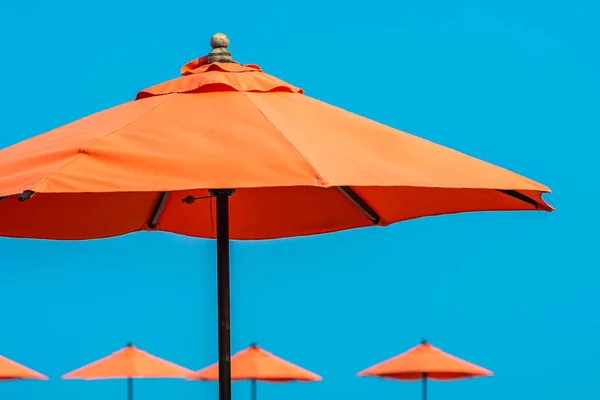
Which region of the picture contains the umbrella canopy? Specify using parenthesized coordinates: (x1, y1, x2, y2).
(0, 32, 551, 400)
(189, 344, 321, 382)
(62, 343, 192, 400)
(358, 340, 492, 400)
(0, 40, 551, 241)
(62, 343, 192, 379)
(0, 355, 48, 381)
(189, 344, 320, 400)
(357, 340, 492, 380)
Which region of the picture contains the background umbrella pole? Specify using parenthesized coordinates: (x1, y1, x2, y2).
(210, 189, 235, 400)
(127, 377, 133, 400)
(251, 379, 257, 400)
(422, 372, 427, 400)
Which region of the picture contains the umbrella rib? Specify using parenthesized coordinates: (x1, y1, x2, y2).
(148, 191, 170, 229)
(337, 186, 381, 224)
(496, 189, 539, 209)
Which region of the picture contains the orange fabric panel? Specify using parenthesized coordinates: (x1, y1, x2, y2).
(246, 93, 549, 191)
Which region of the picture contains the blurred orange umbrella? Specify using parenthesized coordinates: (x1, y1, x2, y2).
(189, 343, 321, 400)
(0, 32, 551, 400)
(358, 340, 492, 400)
(62, 342, 192, 400)
(0, 355, 47, 381)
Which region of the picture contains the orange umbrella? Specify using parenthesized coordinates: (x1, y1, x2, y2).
(357, 340, 492, 400)
(0, 355, 47, 381)
(189, 344, 321, 400)
(62, 342, 192, 400)
(0, 32, 551, 400)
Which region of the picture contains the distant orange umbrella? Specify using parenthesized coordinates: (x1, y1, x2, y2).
(0, 355, 47, 381)
(358, 340, 492, 400)
(189, 344, 321, 400)
(62, 342, 192, 400)
(0, 32, 551, 400)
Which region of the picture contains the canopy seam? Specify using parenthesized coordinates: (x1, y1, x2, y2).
(242, 93, 326, 186)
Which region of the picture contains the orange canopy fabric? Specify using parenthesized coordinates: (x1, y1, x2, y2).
(62, 344, 192, 380)
(357, 341, 492, 381)
(0, 355, 47, 381)
(0, 56, 551, 240)
(188, 344, 321, 382)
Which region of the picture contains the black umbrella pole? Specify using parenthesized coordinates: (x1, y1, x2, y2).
(127, 377, 133, 400)
(422, 373, 427, 400)
(210, 189, 235, 400)
(251, 379, 257, 400)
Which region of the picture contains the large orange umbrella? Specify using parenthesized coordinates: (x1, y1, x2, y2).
(0, 33, 551, 400)
(189, 343, 321, 400)
(0, 355, 47, 381)
(357, 340, 492, 400)
(62, 342, 192, 400)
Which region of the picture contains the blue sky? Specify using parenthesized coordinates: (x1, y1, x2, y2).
(0, 0, 597, 399)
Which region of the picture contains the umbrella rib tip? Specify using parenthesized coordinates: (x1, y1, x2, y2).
(18, 190, 35, 202)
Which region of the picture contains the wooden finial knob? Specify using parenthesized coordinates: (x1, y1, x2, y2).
(208, 33, 232, 63)
(210, 33, 230, 49)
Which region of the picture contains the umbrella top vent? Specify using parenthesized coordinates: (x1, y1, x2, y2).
(208, 33, 231, 64)
(137, 34, 303, 99)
